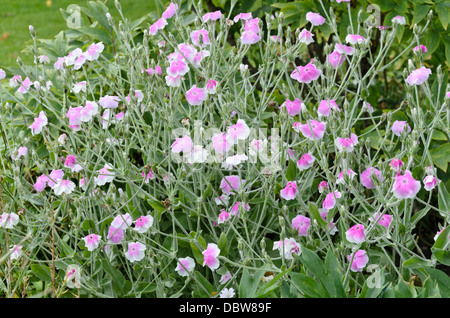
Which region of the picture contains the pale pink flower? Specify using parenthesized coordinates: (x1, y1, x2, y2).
(318, 99, 340, 117)
(241, 29, 261, 45)
(391, 16, 406, 25)
(99, 95, 120, 109)
(142, 168, 156, 183)
(273, 238, 301, 259)
(306, 12, 325, 26)
(348, 250, 369, 272)
(298, 29, 314, 45)
(346, 34, 366, 45)
(66, 106, 83, 126)
(65, 48, 82, 66)
(9, 245, 23, 260)
(227, 119, 250, 141)
(413, 45, 427, 54)
(220, 175, 245, 195)
(297, 153, 315, 171)
(280, 181, 298, 200)
(185, 85, 207, 106)
(322, 190, 341, 210)
(292, 215, 311, 236)
(219, 288, 235, 298)
(149, 18, 168, 35)
(319, 209, 337, 235)
(54, 57, 65, 70)
(82, 234, 101, 251)
(423, 175, 440, 191)
(224, 154, 248, 168)
(10, 75, 22, 88)
(328, 51, 345, 68)
(336, 169, 357, 184)
(218, 209, 230, 224)
(392, 170, 421, 199)
(191, 29, 210, 47)
(111, 213, 133, 230)
(162, 2, 178, 19)
(167, 59, 189, 77)
(0, 212, 19, 229)
(85, 42, 104, 61)
(212, 132, 234, 155)
(48, 169, 64, 188)
(134, 215, 154, 233)
(280, 98, 303, 116)
(53, 180, 76, 195)
(0, 69, 5, 80)
(230, 202, 250, 216)
(72, 81, 87, 94)
(335, 133, 358, 152)
(346, 224, 366, 243)
(434, 228, 446, 241)
(335, 43, 354, 55)
(206, 79, 217, 94)
(34, 174, 50, 192)
(336, 0, 351, 2)
(107, 226, 124, 244)
(391, 120, 411, 136)
(219, 271, 232, 284)
(203, 11, 222, 22)
(360, 167, 382, 189)
(29, 111, 48, 135)
(165, 75, 182, 87)
(249, 139, 268, 157)
(290, 63, 321, 83)
(318, 181, 329, 193)
(390, 158, 404, 171)
(175, 257, 195, 277)
(12, 146, 28, 160)
(171, 135, 194, 153)
(294, 120, 326, 140)
(81, 101, 99, 122)
(73, 52, 87, 70)
(369, 212, 392, 229)
(185, 145, 209, 164)
(18, 77, 33, 94)
(125, 242, 146, 262)
(202, 243, 221, 270)
(95, 163, 114, 186)
(215, 194, 230, 206)
(234, 12, 252, 22)
(64, 155, 83, 173)
(406, 66, 431, 86)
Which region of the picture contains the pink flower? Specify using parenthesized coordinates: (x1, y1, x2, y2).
(335, 133, 358, 152)
(413, 45, 427, 54)
(390, 158, 404, 171)
(0, 212, 19, 229)
(434, 228, 446, 241)
(319, 209, 337, 235)
(318, 181, 329, 193)
(318, 99, 340, 117)
(149, 18, 168, 35)
(125, 242, 146, 262)
(9, 245, 23, 260)
(234, 12, 252, 22)
(280, 181, 298, 200)
(107, 226, 124, 244)
(346, 34, 366, 45)
(18, 77, 33, 94)
(391, 120, 411, 136)
(336, 169, 357, 184)
(83, 234, 101, 251)
(185, 85, 207, 106)
(134, 215, 154, 233)
(336, 0, 351, 3)
(328, 51, 345, 68)
(54, 57, 65, 70)
(423, 175, 440, 191)
(165, 75, 182, 87)
(360, 167, 382, 189)
(202, 243, 220, 270)
(206, 79, 217, 94)
(322, 190, 341, 210)
(391, 16, 406, 25)
(346, 224, 366, 243)
(294, 120, 326, 140)
(95, 163, 115, 186)
(347, 250, 369, 272)
(66, 106, 83, 126)
(10, 75, 22, 88)
(219, 271, 232, 284)
(292, 215, 311, 236)
(220, 175, 245, 195)
(99, 95, 120, 109)
(298, 29, 314, 45)
(162, 2, 178, 19)
(64, 155, 83, 173)
(48, 169, 64, 188)
(143, 168, 156, 183)
(230, 202, 250, 216)
(297, 153, 315, 171)
(215, 194, 229, 206)
(335, 43, 354, 55)
(203, 10, 222, 22)
(369, 212, 392, 229)
(212, 132, 234, 155)
(191, 29, 210, 47)
(29, 111, 48, 135)
(241, 29, 261, 45)
(281, 98, 303, 116)
(171, 135, 194, 153)
(53, 180, 76, 195)
(392, 170, 421, 199)
(290, 63, 321, 83)
(175, 257, 195, 276)
(406, 67, 431, 86)
(85, 42, 104, 61)
(111, 213, 133, 230)
(306, 12, 325, 26)
(218, 210, 230, 224)
(227, 119, 250, 141)
(12, 146, 28, 161)
(34, 174, 50, 192)
(167, 59, 189, 77)
(273, 238, 301, 259)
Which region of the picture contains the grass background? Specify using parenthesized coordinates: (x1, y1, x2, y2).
(0, 0, 157, 68)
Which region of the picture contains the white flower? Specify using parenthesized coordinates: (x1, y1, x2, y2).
(219, 287, 235, 298)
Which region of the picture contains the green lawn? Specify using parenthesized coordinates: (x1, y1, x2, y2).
(0, 0, 158, 68)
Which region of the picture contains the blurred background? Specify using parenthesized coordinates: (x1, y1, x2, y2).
(0, 0, 156, 67)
